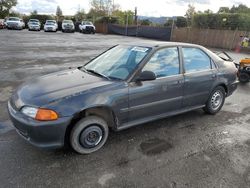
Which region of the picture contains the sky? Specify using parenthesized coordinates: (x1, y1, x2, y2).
(14, 0, 250, 17)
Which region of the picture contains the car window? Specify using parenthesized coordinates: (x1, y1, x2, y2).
(142, 47, 180, 78)
(182, 48, 211, 73)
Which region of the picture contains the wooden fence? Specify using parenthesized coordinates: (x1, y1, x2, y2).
(171, 27, 249, 50)
(95, 23, 250, 51)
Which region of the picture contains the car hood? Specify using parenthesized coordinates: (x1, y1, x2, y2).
(11, 68, 112, 109)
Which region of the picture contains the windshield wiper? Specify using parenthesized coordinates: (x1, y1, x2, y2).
(85, 69, 111, 80)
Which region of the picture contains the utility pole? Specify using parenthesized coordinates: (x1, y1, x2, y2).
(125, 13, 129, 36)
(134, 7, 137, 25)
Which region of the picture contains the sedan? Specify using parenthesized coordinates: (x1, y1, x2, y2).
(8, 42, 238, 154)
(28, 22, 41, 31)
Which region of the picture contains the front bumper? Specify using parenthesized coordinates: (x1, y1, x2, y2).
(44, 27, 57, 31)
(29, 26, 40, 31)
(8, 101, 72, 149)
(7, 24, 22, 29)
(62, 27, 75, 32)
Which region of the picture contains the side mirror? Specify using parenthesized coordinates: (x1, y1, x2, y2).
(137, 71, 156, 81)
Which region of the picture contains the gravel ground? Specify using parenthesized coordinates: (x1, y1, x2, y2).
(0, 29, 250, 188)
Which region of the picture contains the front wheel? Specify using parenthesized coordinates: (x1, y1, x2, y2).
(70, 116, 109, 154)
(203, 86, 226, 115)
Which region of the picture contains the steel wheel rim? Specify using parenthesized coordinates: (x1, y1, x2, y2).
(79, 125, 103, 149)
(211, 90, 223, 110)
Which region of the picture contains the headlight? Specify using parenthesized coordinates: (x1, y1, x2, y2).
(21, 106, 58, 121)
(21, 106, 38, 118)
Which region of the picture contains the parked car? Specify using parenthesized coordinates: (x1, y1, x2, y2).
(62, 20, 75, 33)
(79, 21, 95, 34)
(28, 19, 41, 31)
(8, 42, 238, 154)
(0, 19, 5, 29)
(6, 17, 25, 30)
(44, 20, 58, 32)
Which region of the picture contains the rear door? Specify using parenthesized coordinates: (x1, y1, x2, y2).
(128, 47, 184, 122)
(182, 47, 217, 107)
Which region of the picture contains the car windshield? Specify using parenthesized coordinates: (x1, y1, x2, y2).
(8, 18, 19, 21)
(46, 22, 55, 25)
(83, 21, 92, 25)
(83, 45, 151, 80)
(63, 20, 72, 23)
(30, 22, 39, 25)
(29, 19, 38, 22)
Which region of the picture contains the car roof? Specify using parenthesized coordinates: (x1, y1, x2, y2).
(120, 41, 202, 48)
(119, 41, 223, 62)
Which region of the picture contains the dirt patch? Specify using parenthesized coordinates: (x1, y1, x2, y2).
(140, 138, 173, 156)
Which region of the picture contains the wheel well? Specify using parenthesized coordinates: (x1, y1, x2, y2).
(217, 84, 228, 95)
(64, 106, 117, 147)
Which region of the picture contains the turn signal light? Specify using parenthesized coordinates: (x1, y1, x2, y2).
(35, 108, 58, 121)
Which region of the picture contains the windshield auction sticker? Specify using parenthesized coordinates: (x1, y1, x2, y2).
(131, 47, 149, 53)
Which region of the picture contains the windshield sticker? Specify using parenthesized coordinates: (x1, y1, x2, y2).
(131, 47, 149, 53)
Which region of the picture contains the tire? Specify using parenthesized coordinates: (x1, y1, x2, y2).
(203, 86, 226, 115)
(239, 72, 250, 83)
(70, 116, 109, 154)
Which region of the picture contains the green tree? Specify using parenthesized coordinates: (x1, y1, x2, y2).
(140, 19, 151, 26)
(230, 4, 250, 14)
(204, 9, 213, 14)
(218, 7, 230, 13)
(185, 4, 196, 26)
(0, 0, 17, 18)
(75, 9, 85, 21)
(56, 6, 63, 17)
(31, 10, 38, 15)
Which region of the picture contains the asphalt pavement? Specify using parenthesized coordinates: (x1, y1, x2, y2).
(0, 29, 250, 188)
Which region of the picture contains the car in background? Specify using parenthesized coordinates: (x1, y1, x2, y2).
(6, 17, 25, 30)
(79, 21, 95, 34)
(28, 22, 41, 31)
(8, 42, 238, 154)
(62, 20, 75, 33)
(0, 19, 6, 29)
(28, 19, 41, 30)
(44, 20, 58, 32)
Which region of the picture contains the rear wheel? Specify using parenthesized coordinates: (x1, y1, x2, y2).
(239, 72, 250, 83)
(70, 116, 109, 154)
(203, 86, 225, 115)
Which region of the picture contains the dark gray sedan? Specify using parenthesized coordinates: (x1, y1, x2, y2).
(8, 42, 238, 154)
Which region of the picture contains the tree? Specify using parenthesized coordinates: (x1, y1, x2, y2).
(230, 4, 250, 14)
(0, 0, 17, 18)
(204, 9, 213, 14)
(140, 19, 151, 26)
(31, 10, 38, 15)
(75, 9, 85, 21)
(185, 4, 196, 26)
(218, 7, 230, 13)
(89, 0, 114, 16)
(56, 6, 63, 17)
